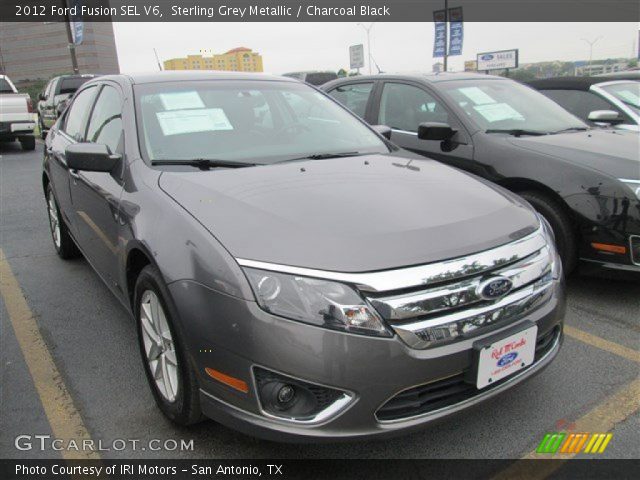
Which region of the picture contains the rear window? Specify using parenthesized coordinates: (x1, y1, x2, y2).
(0, 78, 14, 93)
(58, 77, 93, 95)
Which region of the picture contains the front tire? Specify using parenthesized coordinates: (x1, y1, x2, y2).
(134, 265, 202, 426)
(38, 115, 47, 140)
(46, 185, 80, 259)
(519, 190, 577, 274)
(19, 135, 36, 151)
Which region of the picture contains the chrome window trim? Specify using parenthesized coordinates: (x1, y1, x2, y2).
(237, 226, 545, 293)
(590, 84, 640, 126)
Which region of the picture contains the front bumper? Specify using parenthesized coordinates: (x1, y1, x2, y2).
(168, 278, 565, 442)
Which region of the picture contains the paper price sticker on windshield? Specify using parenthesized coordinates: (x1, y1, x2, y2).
(159, 91, 205, 111)
(156, 108, 233, 136)
(459, 87, 496, 105)
(473, 103, 524, 123)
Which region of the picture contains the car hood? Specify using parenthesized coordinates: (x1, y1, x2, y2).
(159, 154, 539, 272)
(508, 129, 640, 179)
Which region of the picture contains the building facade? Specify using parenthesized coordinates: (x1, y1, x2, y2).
(164, 47, 263, 72)
(0, 22, 119, 84)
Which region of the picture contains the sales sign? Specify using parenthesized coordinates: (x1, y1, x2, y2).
(448, 7, 463, 56)
(433, 9, 446, 58)
(349, 44, 364, 69)
(477, 49, 519, 71)
(70, 0, 84, 45)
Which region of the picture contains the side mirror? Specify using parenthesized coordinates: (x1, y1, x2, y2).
(418, 122, 457, 141)
(66, 143, 121, 172)
(38, 92, 46, 101)
(372, 124, 392, 140)
(588, 110, 621, 124)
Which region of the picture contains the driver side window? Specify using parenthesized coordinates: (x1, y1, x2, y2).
(379, 83, 449, 132)
(86, 85, 123, 155)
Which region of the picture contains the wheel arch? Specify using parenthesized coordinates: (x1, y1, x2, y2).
(497, 177, 575, 223)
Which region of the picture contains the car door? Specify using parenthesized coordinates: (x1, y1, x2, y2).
(48, 85, 99, 236)
(325, 81, 377, 122)
(538, 88, 630, 126)
(373, 81, 474, 169)
(68, 83, 125, 287)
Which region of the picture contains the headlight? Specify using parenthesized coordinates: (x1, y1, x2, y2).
(619, 179, 640, 200)
(537, 213, 562, 280)
(243, 268, 391, 337)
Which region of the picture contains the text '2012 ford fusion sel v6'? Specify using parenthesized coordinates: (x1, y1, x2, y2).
(43, 72, 564, 441)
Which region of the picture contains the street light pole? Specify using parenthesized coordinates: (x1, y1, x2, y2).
(582, 36, 602, 74)
(358, 22, 376, 75)
(63, 0, 79, 74)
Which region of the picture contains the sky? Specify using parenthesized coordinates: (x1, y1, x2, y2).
(112, 22, 640, 74)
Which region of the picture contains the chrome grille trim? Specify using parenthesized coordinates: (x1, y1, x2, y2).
(369, 245, 552, 321)
(236, 226, 544, 292)
(392, 281, 554, 349)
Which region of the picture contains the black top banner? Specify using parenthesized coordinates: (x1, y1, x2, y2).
(1, 0, 639, 22)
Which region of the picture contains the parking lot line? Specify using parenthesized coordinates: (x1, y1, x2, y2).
(564, 325, 640, 363)
(0, 248, 99, 460)
(493, 378, 640, 479)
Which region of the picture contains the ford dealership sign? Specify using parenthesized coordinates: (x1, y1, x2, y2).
(477, 49, 519, 71)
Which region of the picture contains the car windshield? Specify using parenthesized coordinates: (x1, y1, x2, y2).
(135, 80, 388, 164)
(440, 79, 588, 133)
(600, 82, 640, 115)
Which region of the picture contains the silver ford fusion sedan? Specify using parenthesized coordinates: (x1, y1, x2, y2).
(43, 72, 565, 441)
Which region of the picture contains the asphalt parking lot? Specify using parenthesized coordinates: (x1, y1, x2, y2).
(1, 141, 638, 464)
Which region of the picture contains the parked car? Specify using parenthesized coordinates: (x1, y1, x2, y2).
(0, 75, 36, 150)
(0, 74, 36, 150)
(282, 70, 338, 86)
(526, 76, 639, 132)
(37, 74, 97, 138)
(323, 73, 640, 275)
(43, 71, 564, 441)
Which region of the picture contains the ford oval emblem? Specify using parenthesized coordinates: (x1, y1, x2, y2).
(497, 352, 518, 367)
(481, 54, 494, 61)
(478, 276, 513, 300)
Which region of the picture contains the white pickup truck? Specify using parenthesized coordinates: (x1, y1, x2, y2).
(0, 75, 36, 150)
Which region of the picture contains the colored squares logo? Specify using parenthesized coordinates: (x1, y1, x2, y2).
(537, 432, 613, 454)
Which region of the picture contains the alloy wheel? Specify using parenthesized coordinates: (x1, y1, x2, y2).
(47, 190, 61, 249)
(140, 290, 179, 403)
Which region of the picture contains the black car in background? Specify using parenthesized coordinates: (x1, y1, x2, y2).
(37, 74, 97, 138)
(282, 71, 338, 86)
(526, 76, 639, 132)
(323, 73, 640, 275)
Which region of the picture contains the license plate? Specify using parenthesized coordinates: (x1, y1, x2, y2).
(476, 325, 537, 389)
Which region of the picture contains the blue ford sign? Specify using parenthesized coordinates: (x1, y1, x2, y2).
(478, 276, 513, 300)
(497, 352, 519, 367)
(477, 49, 519, 71)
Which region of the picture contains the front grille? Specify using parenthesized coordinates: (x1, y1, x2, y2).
(364, 228, 555, 349)
(375, 326, 561, 422)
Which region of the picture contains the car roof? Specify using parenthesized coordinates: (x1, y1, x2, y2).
(526, 75, 637, 90)
(322, 72, 506, 88)
(99, 71, 298, 85)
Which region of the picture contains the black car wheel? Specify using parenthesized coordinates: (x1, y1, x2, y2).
(519, 190, 577, 274)
(134, 265, 202, 426)
(19, 135, 36, 151)
(38, 115, 47, 139)
(46, 184, 80, 259)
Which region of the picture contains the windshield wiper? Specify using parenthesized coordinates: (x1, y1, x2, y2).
(281, 151, 366, 163)
(550, 127, 589, 134)
(485, 129, 548, 137)
(151, 159, 256, 170)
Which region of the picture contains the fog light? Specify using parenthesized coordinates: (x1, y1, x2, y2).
(254, 367, 350, 422)
(277, 385, 296, 405)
